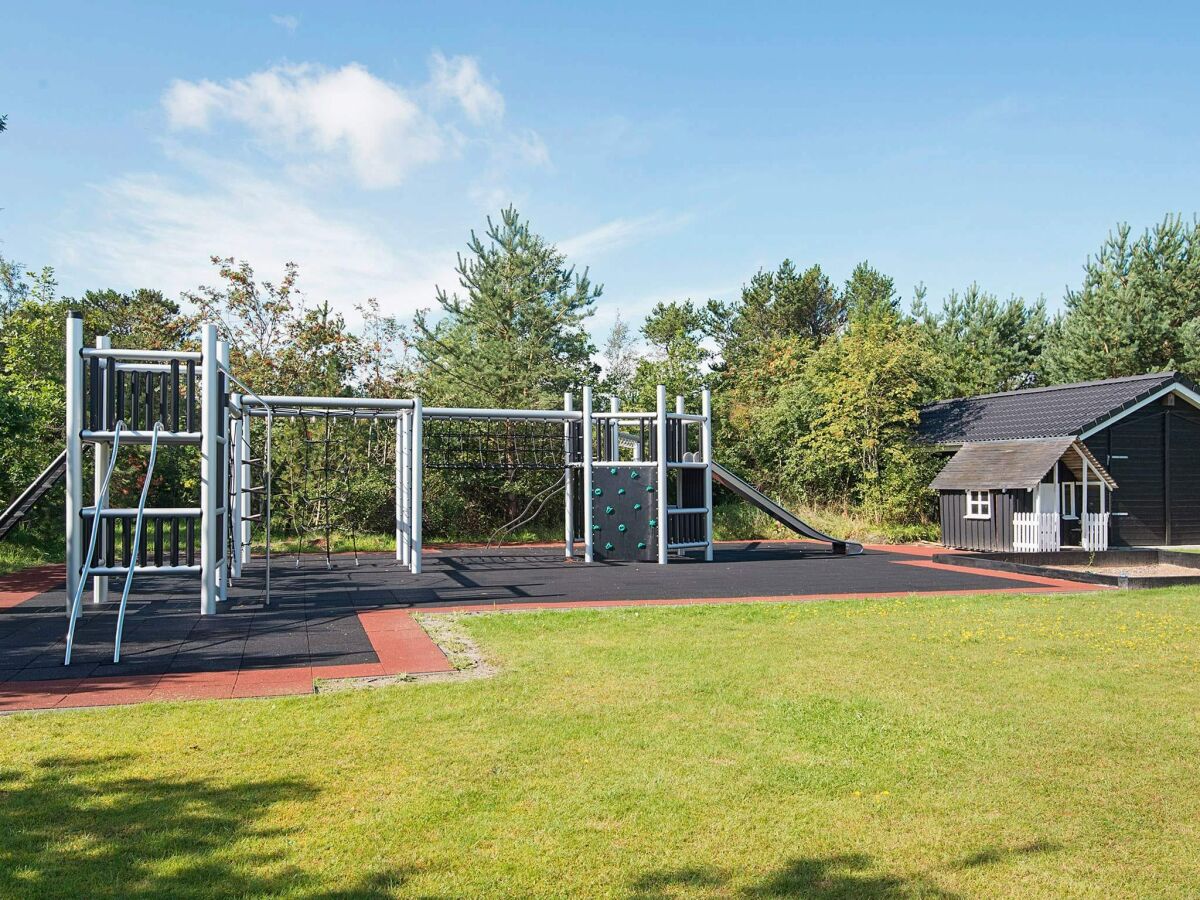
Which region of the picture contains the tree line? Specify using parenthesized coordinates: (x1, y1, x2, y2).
(2, 210, 1199, 546)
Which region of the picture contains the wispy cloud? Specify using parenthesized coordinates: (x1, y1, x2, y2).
(58, 156, 456, 320)
(59, 54, 548, 319)
(558, 212, 692, 260)
(163, 63, 445, 189)
(428, 51, 504, 125)
(162, 55, 541, 190)
(270, 13, 299, 33)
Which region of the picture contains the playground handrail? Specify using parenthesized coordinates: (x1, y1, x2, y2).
(113, 421, 163, 663)
(64, 420, 126, 665)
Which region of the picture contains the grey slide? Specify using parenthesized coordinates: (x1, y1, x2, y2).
(711, 462, 863, 555)
(0, 450, 67, 540)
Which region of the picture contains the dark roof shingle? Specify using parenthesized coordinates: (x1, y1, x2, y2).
(929, 438, 1117, 491)
(918, 371, 1189, 444)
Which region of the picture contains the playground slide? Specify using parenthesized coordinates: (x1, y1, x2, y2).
(0, 450, 67, 540)
(711, 462, 863, 555)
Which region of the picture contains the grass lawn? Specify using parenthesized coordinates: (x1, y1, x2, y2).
(3, 588, 1200, 898)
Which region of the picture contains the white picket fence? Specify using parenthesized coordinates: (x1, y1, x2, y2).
(1013, 512, 1060, 552)
(1082, 512, 1110, 551)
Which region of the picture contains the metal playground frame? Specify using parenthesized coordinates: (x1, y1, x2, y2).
(61, 315, 738, 661)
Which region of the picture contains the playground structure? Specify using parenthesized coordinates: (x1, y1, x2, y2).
(23, 313, 857, 664)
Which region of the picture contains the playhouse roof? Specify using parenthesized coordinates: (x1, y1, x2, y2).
(929, 437, 1117, 492)
(918, 371, 1191, 444)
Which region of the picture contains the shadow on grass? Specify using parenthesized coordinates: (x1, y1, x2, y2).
(956, 839, 1061, 869)
(0, 753, 413, 898)
(631, 853, 960, 899)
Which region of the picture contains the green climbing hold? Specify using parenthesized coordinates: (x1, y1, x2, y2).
(637, 541, 646, 550)
(604, 541, 614, 551)
(593, 487, 602, 497)
(605, 505, 615, 515)
(592, 524, 601, 532)
(630, 470, 639, 479)
(618, 523, 627, 532)
(617, 487, 626, 495)
(645, 484, 655, 492)
(609, 466, 617, 475)
(633, 502, 642, 511)
(649, 518, 657, 527)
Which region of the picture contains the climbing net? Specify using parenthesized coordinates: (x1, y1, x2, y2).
(423, 417, 568, 471)
(276, 413, 397, 568)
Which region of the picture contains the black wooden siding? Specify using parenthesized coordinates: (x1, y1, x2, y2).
(1083, 399, 1200, 546)
(938, 489, 1027, 551)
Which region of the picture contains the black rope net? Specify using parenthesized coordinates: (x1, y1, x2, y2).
(273, 413, 397, 568)
(423, 417, 568, 471)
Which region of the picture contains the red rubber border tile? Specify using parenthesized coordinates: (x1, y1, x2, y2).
(0, 564, 66, 609)
(890, 558, 1103, 590)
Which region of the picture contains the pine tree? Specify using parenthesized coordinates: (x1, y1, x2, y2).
(413, 207, 600, 408)
(598, 313, 638, 404)
(913, 284, 1047, 397)
(1042, 216, 1200, 382)
(630, 300, 709, 406)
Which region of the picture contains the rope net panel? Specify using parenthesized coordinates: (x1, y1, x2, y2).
(423, 417, 568, 471)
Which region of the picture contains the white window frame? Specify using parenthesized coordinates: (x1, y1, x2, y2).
(1061, 482, 1077, 520)
(964, 489, 991, 520)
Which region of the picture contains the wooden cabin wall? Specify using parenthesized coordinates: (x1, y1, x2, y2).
(1085, 398, 1200, 546)
(938, 489, 1023, 551)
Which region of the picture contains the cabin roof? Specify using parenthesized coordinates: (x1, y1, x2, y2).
(918, 371, 1193, 444)
(929, 438, 1117, 491)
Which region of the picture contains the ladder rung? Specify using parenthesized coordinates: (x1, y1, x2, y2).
(244, 513, 264, 522)
(242, 485, 267, 494)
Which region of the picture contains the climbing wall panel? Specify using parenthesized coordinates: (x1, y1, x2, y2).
(589, 465, 658, 561)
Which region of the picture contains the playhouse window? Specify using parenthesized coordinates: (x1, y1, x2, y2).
(1061, 482, 1077, 519)
(965, 490, 991, 519)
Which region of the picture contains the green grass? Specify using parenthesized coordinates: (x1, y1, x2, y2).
(713, 500, 939, 544)
(0, 533, 65, 577)
(4, 588, 1200, 897)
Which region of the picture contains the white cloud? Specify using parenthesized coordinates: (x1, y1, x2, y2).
(58, 55, 550, 326)
(58, 161, 456, 320)
(271, 13, 299, 32)
(559, 212, 692, 261)
(428, 51, 505, 125)
(163, 63, 444, 189)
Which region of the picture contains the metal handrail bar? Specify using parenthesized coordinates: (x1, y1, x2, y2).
(113, 422, 163, 663)
(81, 348, 202, 362)
(64, 420, 126, 665)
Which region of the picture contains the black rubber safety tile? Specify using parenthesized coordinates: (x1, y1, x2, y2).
(11, 663, 98, 682)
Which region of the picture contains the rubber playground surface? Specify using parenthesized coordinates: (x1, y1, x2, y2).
(0, 541, 1100, 712)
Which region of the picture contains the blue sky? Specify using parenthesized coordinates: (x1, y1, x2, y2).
(2, 2, 1199, 341)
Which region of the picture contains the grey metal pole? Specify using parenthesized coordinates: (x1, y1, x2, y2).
(93, 335, 111, 604)
(656, 384, 669, 565)
(564, 392, 574, 559)
(610, 396, 620, 461)
(217, 339, 231, 604)
(264, 410, 273, 605)
(395, 411, 406, 562)
(582, 385, 594, 563)
(231, 396, 244, 579)
(200, 324, 219, 614)
(410, 399, 423, 574)
(675, 395, 686, 513)
(65, 313, 84, 614)
(701, 388, 714, 562)
(239, 401, 252, 568)
(405, 410, 414, 565)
